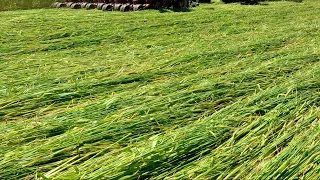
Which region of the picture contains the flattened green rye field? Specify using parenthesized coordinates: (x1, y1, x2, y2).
(0, 0, 319, 179)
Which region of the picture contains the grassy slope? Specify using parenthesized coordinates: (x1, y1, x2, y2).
(0, 0, 319, 179)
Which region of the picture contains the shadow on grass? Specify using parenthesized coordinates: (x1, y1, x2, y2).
(158, 8, 193, 13)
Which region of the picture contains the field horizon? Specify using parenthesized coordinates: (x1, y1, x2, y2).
(0, 0, 319, 179)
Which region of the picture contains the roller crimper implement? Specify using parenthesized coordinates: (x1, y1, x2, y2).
(53, 0, 199, 11)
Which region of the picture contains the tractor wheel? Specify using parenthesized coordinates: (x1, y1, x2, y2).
(102, 4, 113, 11)
(71, 3, 81, 9)
(114, 4, 122, 11)
(66, 2, 74, 8)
